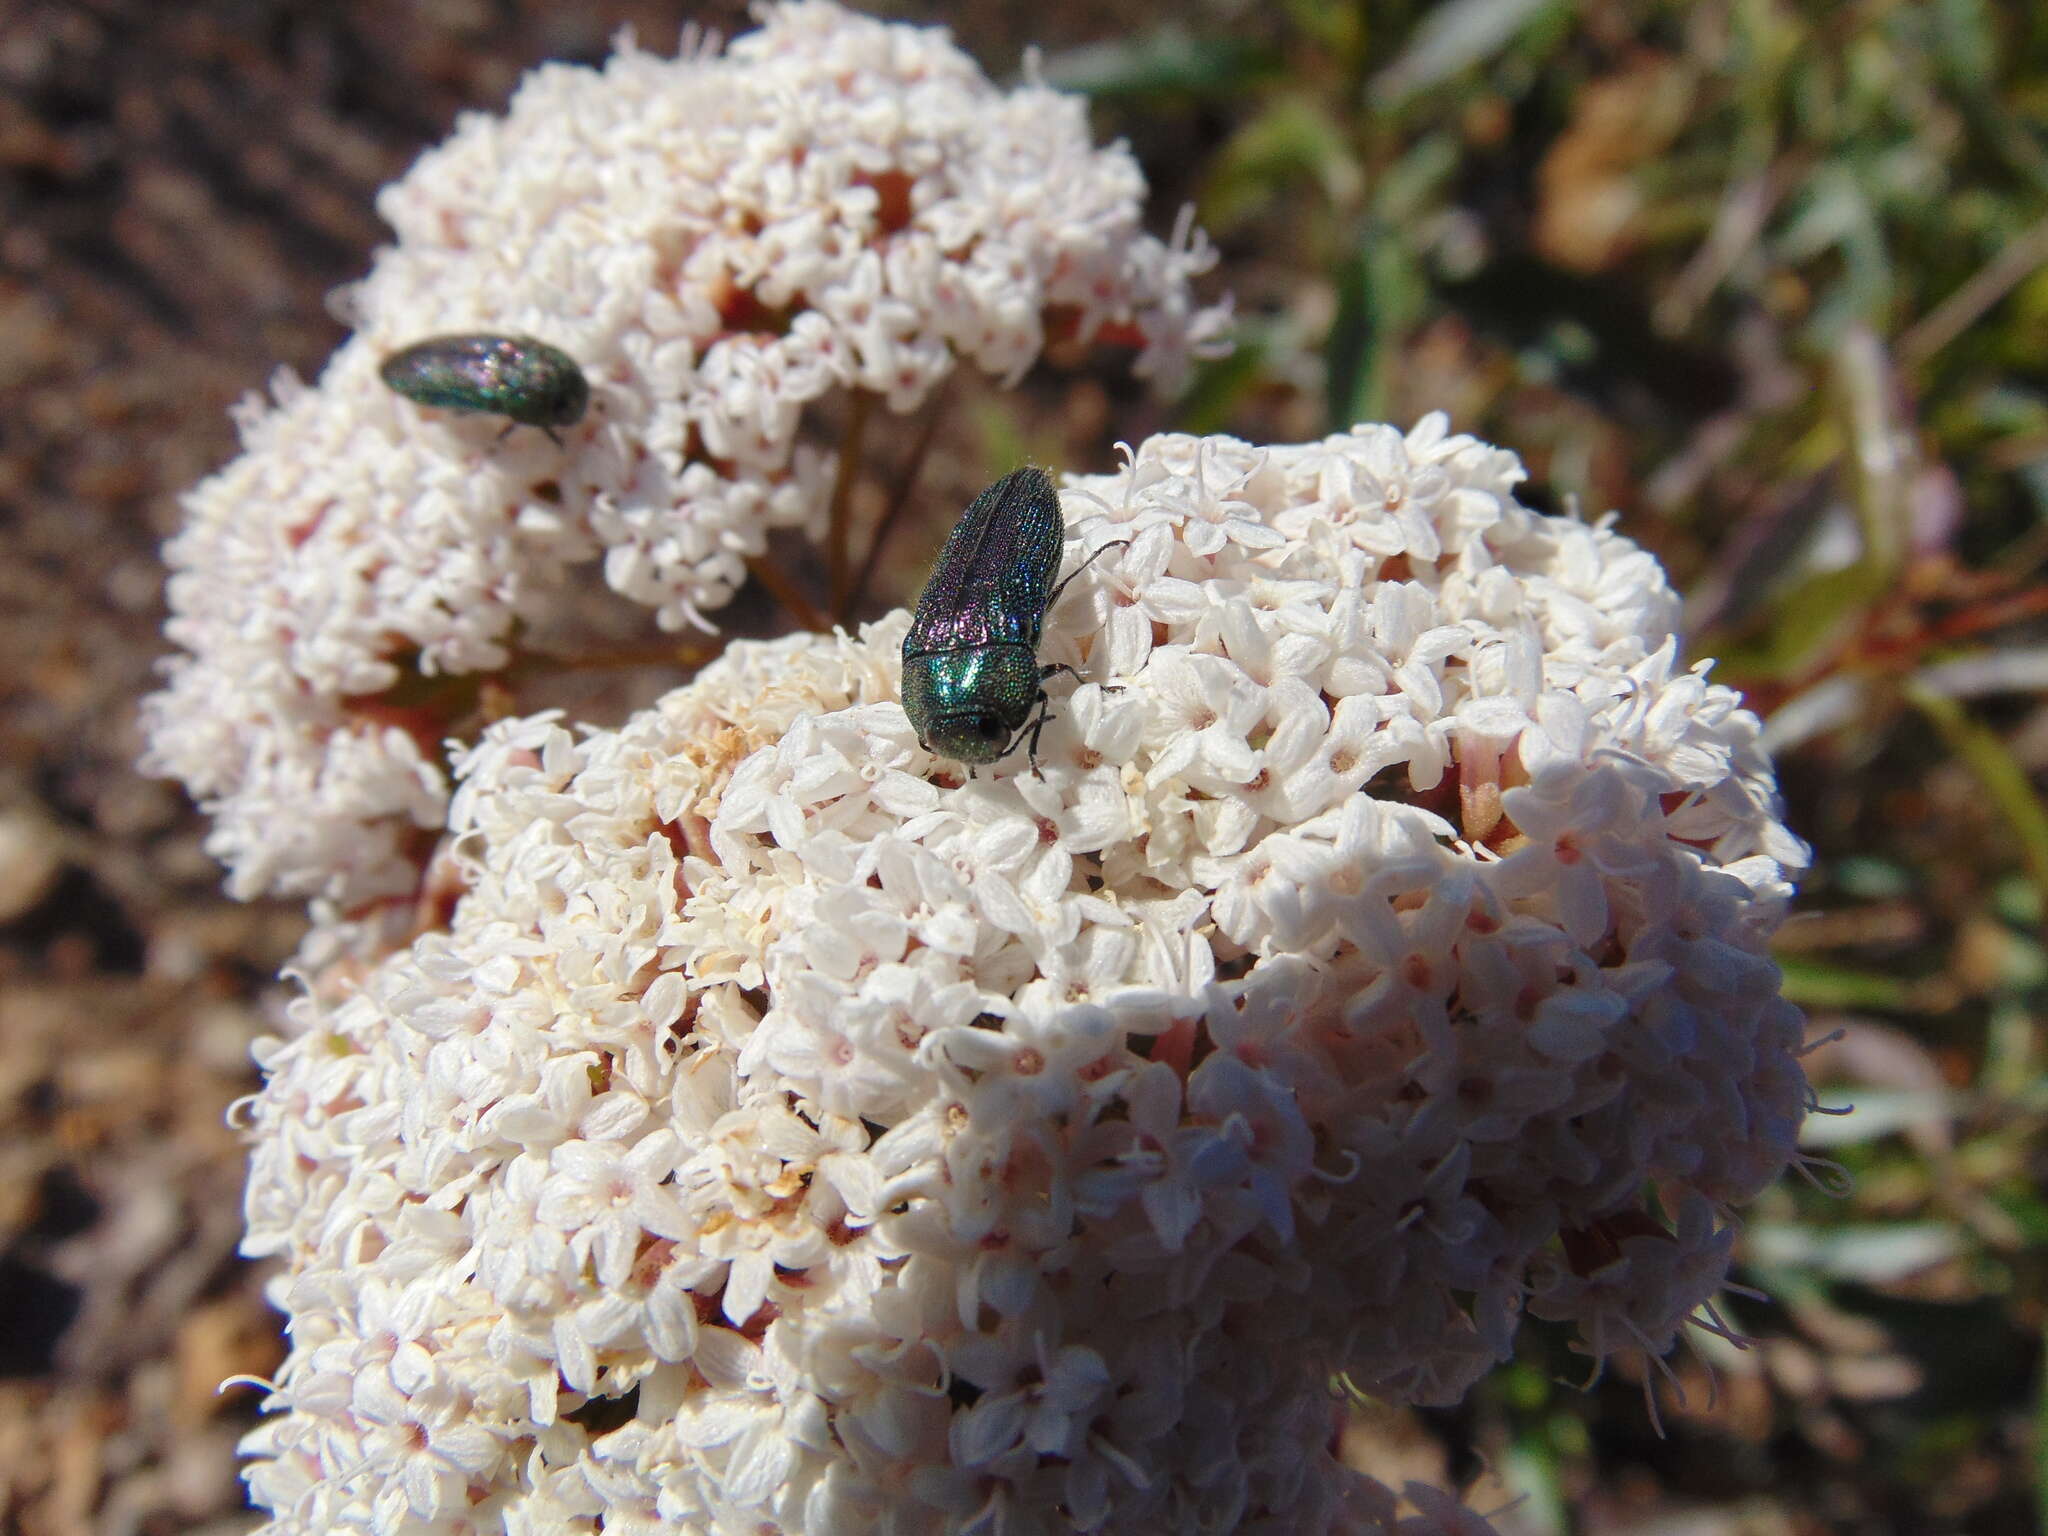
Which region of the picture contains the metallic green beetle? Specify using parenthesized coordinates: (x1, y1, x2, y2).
(901, 466, 1124, 772)
(378, 333, 588, 442)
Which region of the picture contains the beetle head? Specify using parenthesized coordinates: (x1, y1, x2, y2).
(923, 711, 1013, 765)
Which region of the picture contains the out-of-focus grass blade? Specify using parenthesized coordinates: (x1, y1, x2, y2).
(1915, 647, 2048, 702)
(1835, 325, 1910, 580)
(1693, 414, 1888, 681)
(1326, 231, 1424, 430)
(1368, 0, 1566, 107)
(1716, 560, 1888, 682)
(1902, 213, 2048, 367)
(1747, 1221, 1963, 1282)
(1982, 891, 2048, 988)
(1906, 681, 2048, 901)
(1776, 167, 1892, 344)
(1719, 329, 1913, 679)
(1834, 855, 1917, 901)
(1201, 93, 1362, 234)
(1035, 27, 1279, 100)
(1762, 562, 1882, 658)
(2020, 457, 2048, 520)
(1775, 955, 1918, 1012)
(1761, 649, 2048, 753)
(1994, 1184, 2048, 1246)
(1179, 324, 1272, 436)
(1927, 0, 2048, 195)
(1280, 0, 1363, 61)
(1375, 131, 1462, 224)
(1991, 875, 2044, 932)
(1986, 998, 2042, 1102)
(1929, 0, 1996, 93)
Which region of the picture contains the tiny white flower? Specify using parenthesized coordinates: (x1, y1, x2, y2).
(535, 1131, 694, 1289)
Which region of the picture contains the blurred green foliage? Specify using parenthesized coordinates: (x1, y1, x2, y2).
(1048, 2, 2048, 1529)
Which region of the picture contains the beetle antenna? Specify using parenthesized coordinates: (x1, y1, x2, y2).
(1046, 538, 1132, 607)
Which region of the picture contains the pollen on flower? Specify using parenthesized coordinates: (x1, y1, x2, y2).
(233, 419, 1809, 1535)
(141, 0, 1228, 918)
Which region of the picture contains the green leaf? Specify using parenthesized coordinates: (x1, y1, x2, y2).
(1785, 171, 1894, 345)
(1984, 999, 2042, 1100)
(1716, 560, 1890, 682)
(1834, 326, 1911, 582)
(1177, 325, 1273, 436)
(1988, 1183, 2048, 1245)
(1906, 682, 2048, 902)
(1370, 131, 1462, 224)
(1832, 856, 1916, 899)
(1368, 0, 1567, 107)
(1774, 955, 1918, 1012)
(1035, 28, 1279, 100)
(1200, 93, 1361, 233)
(1326, 230, 1425, 430)
(1993, 875, 2046, 931)
(1282, 0, 1363, 62)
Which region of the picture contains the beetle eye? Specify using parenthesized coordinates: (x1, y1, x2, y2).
(977, 716, 1005, 740)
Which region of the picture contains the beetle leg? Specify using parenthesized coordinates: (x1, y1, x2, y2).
(1024, 707, 1053, 777)
(1041, 660, 1123, 698)
(1008, 690, 1056, 778)
(1045, 538, 1134, 608)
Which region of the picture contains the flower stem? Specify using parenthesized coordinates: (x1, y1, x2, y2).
(826, 390, 875, 613)
(747, 553, 830, 633)
(842, 393, 946, 622)
(511, 639, 722, 675)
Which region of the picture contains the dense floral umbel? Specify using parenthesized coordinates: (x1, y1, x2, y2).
(236, 420, 1810, 1534)
(139, 1, 1227, 912)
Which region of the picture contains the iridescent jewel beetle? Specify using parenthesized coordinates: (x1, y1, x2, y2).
(902, 466, 1125, 773)
(378, 333, 588, 443)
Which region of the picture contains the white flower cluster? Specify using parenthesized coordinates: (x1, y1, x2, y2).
(140, 1, 1228, 912)
(236, 419, 1810, 1534)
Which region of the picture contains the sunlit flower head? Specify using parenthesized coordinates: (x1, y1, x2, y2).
(236, 418, 1809, 1534)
